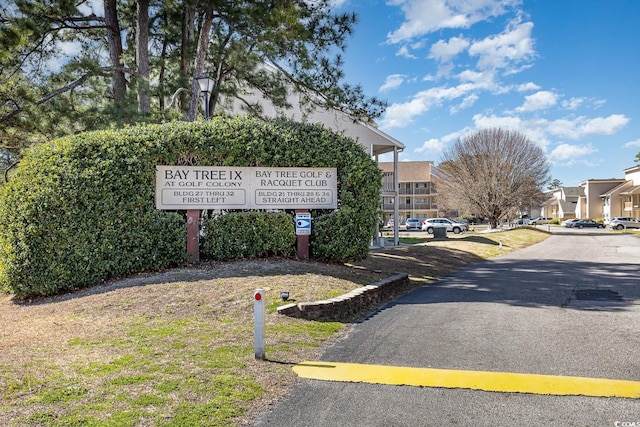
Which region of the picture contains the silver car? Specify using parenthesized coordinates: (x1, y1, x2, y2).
(609, 217, 640, 230)
(405, 218, 422, 230)
(529, 217, 552, 225)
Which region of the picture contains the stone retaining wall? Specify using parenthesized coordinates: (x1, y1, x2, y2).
(277, 273, 411, 321)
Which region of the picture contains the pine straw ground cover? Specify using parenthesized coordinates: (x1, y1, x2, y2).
(0, 228, 549, 426)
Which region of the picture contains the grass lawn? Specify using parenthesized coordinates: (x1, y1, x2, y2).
(0, 228, 549, 426)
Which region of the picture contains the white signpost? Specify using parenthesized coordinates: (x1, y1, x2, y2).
(253, 289, 265, 360)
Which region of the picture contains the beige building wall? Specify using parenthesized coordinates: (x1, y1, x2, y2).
(578, 179, 625, 220)
(378, 161, 439, 223)
(621, 165, 640, 219)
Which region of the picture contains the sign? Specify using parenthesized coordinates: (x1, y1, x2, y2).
(155, 166, 337, 210)
(295, 212, 311, 236)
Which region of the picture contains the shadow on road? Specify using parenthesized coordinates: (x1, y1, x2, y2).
(378, 258, 640, 313)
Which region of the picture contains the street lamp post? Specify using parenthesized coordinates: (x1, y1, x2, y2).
(185, 73, 215, 264)
(195, 73, 215, 119)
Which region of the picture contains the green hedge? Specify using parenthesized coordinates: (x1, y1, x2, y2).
(201, 212, 296, 260)
(0, 117, 381, 297)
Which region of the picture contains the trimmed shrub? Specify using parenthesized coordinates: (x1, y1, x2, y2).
(201, 212, 296, 260)
(0, 116, 381, 297)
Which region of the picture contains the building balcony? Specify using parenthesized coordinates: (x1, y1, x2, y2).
(398, 188, 436, 195)
(383, 204, 438, 211)
(381, 172, 395, 193)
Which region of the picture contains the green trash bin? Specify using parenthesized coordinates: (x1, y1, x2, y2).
(433, 227, 447, 239)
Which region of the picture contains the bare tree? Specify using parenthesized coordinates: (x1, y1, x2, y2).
(436, 128, 550, 229)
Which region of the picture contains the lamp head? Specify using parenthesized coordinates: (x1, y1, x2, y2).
(195, 73, 215, 93)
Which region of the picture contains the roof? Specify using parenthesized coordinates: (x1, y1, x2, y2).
(559, 200, 578, 215)
(621, 185, 640, 195)
(562, 187, 584, 198)
(623, 164, 640, 174)
(226, 76, 405, 156)
(378, 161, 434, 182)
(600, 180, 633, 197)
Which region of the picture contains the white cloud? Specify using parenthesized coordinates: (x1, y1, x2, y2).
(415, 138, 445, 153)
(517, 82, 540, 92)
(471, 113, 550, 146)
(549, 143, 597, 162)
(386, 0, 519, 44)
(380, 82, 483, 128)
(562, 97, 585, 110)
(379, 74, 407, 92)
(470, 113, 630, 153)
(396, 45, 417, 59)
(624, 139, 640, 148)
(450, 94, 479, 114)
(549, 114, 629, 138)
(468, 20, 535, 71)
(429, 36, 470, 62)
(456, 69, 498, 92)
(415, 128, 468, 154)
(515, 90, 558, 112)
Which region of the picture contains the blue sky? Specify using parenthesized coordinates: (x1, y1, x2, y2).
(335, 0, 640, 186)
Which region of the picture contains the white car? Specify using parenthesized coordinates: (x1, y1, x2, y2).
(422, 218, 466, 234)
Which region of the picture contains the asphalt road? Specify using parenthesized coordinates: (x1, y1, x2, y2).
(252, 231, 640, 427)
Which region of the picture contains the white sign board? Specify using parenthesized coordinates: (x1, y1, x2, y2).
(155, 166, 337, 210)
(295, 212, 312, 236)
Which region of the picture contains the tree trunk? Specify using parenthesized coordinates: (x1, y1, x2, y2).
(181, 3, 196, 76)
(103, 0, 126, 105)
(179, 3, 196, 113)
(187, 7, 214, 122)
(136, 0, 150, 114)
(158, 37, 168, 111)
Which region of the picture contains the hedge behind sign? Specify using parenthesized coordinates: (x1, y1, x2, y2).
(0, 116, 382, 297)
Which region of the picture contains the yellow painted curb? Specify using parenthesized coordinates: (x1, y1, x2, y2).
(293, 361, 640, 399)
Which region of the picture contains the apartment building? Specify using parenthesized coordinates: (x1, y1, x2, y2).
(576, 178, 626, 221)
(544, 172, 638, 222)
(600, 165, 640, 221)
(378, 161, 439, 224)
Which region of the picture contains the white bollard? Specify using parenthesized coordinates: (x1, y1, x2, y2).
(254, 289, 265, 360)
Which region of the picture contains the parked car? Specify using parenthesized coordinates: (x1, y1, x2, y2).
(573, 219, 604, 229)
(422, 218, 466, 234)
(405, 218, 422, 230)
(562, 219, 580, 228)
(529, 217, 552, 225)
(514, 217, 531, 225)
(609, 217, 640, 230)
